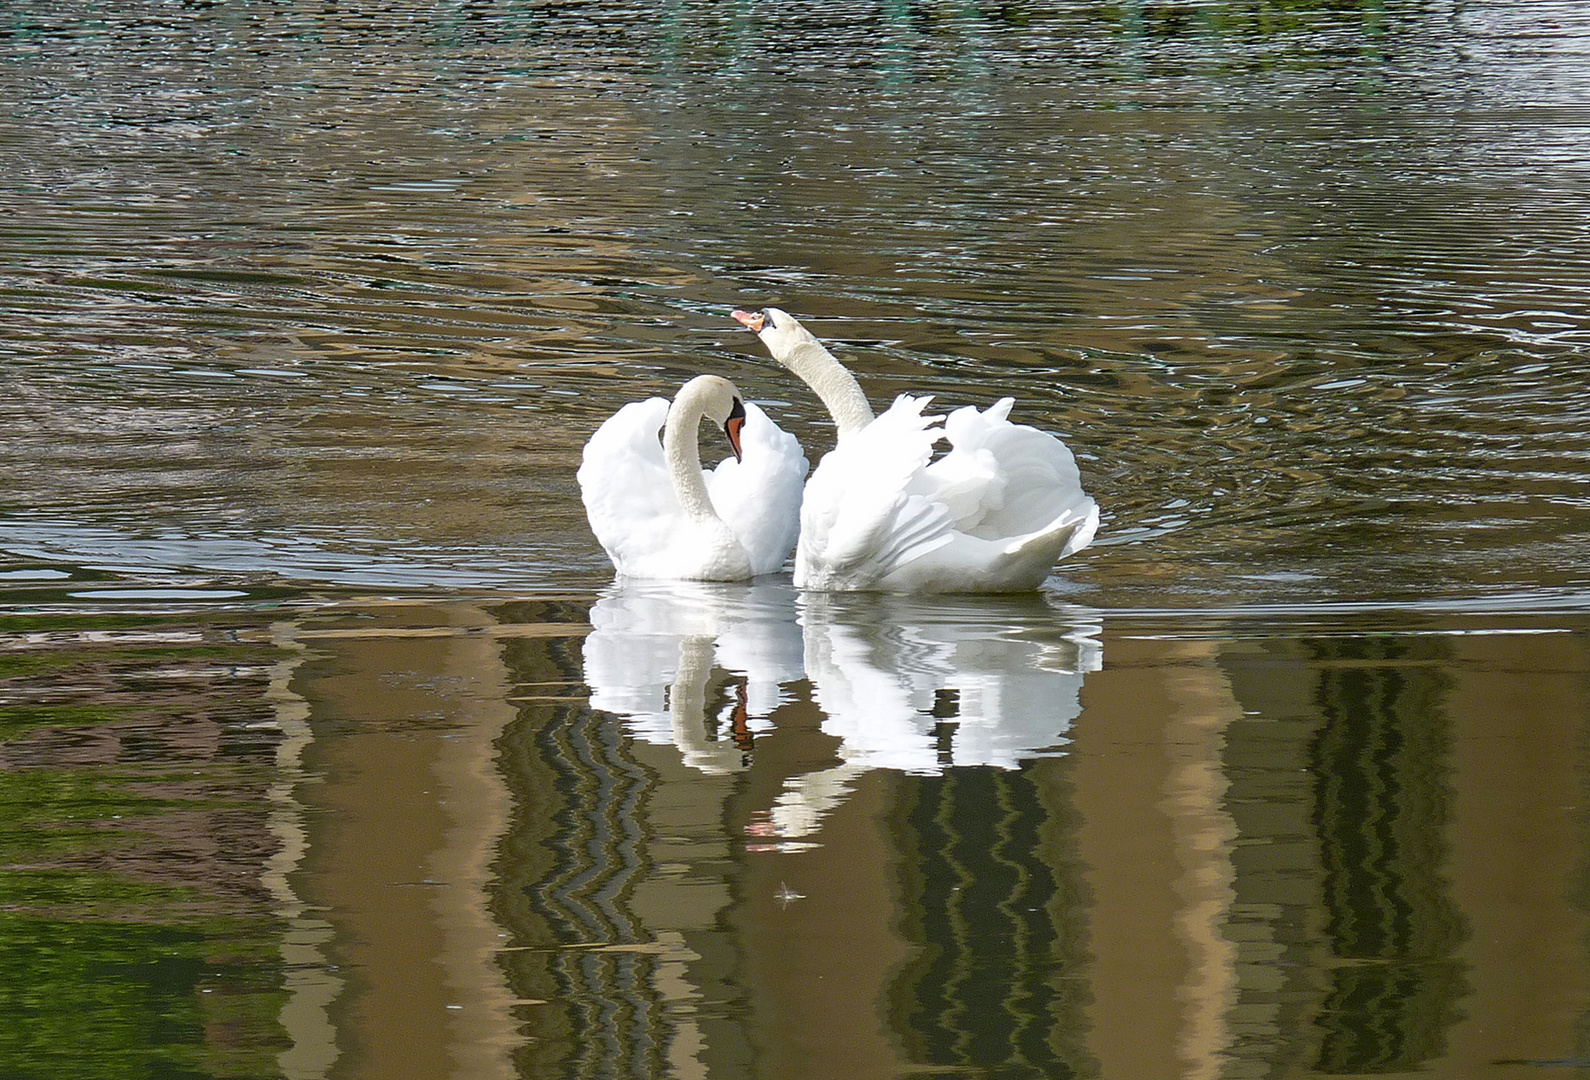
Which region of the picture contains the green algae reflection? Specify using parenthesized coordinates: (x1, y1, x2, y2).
(0, 614, 292, 1080)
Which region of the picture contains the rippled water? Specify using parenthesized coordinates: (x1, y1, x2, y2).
(3, 2, 1589, 1078)
(4, 0, 1588, 606)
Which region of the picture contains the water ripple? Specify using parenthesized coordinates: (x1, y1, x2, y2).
(2, 1, 1588, 607)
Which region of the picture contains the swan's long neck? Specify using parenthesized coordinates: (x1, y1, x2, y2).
(662, 383, 720, 521)
(783, 339, 874, 438)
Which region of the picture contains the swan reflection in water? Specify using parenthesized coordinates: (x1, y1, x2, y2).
(770, 591, 1101, 843)
(582, 581, 1102, 842)
(583, 580, 804, 774)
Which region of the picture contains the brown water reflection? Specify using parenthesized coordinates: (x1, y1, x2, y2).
(218, 596, 1588, 1080)
(294, 604, 525, 1080)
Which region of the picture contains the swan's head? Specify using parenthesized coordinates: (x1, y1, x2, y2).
(679, 374, 747, 462)
(731, 307, 815, 366)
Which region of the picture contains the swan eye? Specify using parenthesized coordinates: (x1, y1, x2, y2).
(761, 309, 776, 329)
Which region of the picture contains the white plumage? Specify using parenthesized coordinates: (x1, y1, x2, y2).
(578, 374, 808, 581)
(732, 307, 1099, 593)
(582, 580, 804, 774)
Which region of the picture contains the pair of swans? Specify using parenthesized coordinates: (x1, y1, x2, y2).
(577, 308, 1100, 593)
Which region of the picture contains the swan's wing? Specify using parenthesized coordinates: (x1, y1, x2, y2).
(576, 397, 684, 570)
(796, 395, 960, 588)
(858, 397, 1097, 590)
(705, 402, 809, 576)
(922, 397, 1098, 553)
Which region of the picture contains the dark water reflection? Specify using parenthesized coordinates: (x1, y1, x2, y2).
(1, 581, 1586, 1078)
(4, 2, 1590, 1078)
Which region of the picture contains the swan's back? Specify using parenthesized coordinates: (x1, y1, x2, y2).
(795, 395, 1098, 593)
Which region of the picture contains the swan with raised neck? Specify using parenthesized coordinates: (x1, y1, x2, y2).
(662, 374, 746, 520)
(731, 307, 874, 438)
(729, 305, 1100, 593)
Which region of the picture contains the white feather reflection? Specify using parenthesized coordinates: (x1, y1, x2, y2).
(800, 592, 1101, 771)
(584, 581, 1103, 847)
(765, 592, 1103, 842)
(583, 580, 803, 774)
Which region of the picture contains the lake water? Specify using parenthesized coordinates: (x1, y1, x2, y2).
(2, 2, 1588, 1078)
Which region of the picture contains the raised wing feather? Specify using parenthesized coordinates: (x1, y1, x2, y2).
(577, 397, 683, 570)
(923, 397, 1095, 543)
(795, 396, 959, 588)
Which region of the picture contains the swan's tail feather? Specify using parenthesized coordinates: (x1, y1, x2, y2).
(873, 494, 1098, 593)
(1000, 497, 1100, 560)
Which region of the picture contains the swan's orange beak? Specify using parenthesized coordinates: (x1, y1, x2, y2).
(724, 398, 747, 462)
(731, 309, 766, 333)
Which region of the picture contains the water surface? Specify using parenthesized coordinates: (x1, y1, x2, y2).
(2, 2, 1588, 1078)
(2, 578, 1586, 1078)
(4, 0, 1587, 607)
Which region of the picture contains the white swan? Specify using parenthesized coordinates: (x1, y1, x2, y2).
(578, 374, 808, 581)
(730, 307, 1099, 593)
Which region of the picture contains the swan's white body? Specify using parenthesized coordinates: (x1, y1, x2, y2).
(733, 307, 1099, 593)
(578, 374, 808, 581)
